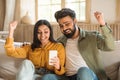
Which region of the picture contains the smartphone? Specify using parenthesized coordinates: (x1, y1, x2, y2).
(49, 50, 57, 65)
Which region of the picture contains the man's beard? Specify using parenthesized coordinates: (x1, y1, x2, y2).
(63, 25, 76, 38)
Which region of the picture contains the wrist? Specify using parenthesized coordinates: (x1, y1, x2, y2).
(8, 32, 14, 38)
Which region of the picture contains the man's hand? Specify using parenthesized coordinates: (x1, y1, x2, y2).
(94, 11, 105, 26)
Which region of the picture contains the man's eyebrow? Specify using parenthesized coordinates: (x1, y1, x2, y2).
(59, 21, 70, 25)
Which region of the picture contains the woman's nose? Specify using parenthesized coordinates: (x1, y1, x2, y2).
(41, 33, 45, 37)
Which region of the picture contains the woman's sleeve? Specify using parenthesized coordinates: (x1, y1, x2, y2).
(4, 38, 30, 58)
(54, 43, 66, 75)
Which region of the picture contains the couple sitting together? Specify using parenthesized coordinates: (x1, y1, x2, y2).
(4, 8, 114, 80)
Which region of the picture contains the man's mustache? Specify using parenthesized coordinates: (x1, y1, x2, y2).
(63, 29, 71, 33)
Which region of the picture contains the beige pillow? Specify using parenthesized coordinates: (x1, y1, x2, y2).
(0, 39, 24, 80)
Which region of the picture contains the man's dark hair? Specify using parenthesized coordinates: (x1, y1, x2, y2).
(54, 8, 76, 22)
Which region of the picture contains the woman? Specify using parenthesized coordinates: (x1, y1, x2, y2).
(4, 20, 66, 80)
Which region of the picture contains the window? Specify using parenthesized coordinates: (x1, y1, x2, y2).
(37, 0, 61, 22)
(36, 0, 90, 23)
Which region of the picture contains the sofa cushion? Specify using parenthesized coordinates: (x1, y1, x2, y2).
(101, 41, 120, 80)
(0, 78, 4, 80)
(0, 39, 24, 80)
(105, 62, 120, 80)
(100, 41, 120, 67)
(118, 67, 120, 80)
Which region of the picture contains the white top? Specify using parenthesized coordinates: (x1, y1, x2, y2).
(65, 37, 88, 76)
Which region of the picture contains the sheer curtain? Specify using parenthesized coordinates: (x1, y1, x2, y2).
(3, 0, 35, 31)
(0, 0, 5, 30)
(3, 0, 16, 31)
(116, 0, 120, 23)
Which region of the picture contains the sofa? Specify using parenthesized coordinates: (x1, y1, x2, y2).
(0, 39, 120, 80)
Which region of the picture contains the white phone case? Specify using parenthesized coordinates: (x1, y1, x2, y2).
(49, 50, 57, 65)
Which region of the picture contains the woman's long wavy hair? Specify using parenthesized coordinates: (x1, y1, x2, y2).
(31, 20, 56, 51)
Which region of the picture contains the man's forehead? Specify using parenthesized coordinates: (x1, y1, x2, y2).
(58, 20, 73, 25)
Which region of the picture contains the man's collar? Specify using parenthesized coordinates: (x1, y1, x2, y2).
(78, 27, 86, 40)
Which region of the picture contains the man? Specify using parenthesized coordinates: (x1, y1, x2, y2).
(54, 8, 114, 80)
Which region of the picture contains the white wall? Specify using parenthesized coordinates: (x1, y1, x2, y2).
(91, 0, 116, 24)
